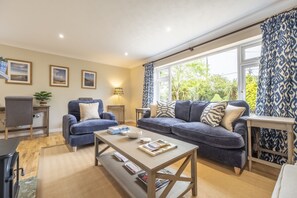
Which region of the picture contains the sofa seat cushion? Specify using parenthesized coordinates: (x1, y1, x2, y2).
(70, 119, 118, 135)
(171, 122, 244, 149)
(137, 118, 186, 134)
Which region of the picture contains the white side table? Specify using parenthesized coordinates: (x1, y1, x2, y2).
(247, 115, 295, 170)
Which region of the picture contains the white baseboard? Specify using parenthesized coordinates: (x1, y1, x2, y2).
(49, 128, 62, 133)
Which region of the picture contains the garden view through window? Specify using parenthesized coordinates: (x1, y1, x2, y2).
(155, 40, 261, 113)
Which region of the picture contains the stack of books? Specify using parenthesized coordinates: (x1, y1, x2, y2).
(107, 126, 130, 135)
(137, 169, 172, 191)
(138, 139, 177, 156)
(124, 161, 142, 174)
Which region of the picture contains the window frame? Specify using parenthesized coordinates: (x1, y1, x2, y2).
(154, 38, 262, 103)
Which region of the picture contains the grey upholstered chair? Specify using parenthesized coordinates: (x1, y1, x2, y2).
(5, 96, 33, 139)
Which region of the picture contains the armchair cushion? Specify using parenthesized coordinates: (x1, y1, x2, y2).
(79, 102, 100, 121)
(101, 112, 116, 120)
(70, 119, 118, 135)
(68, 99, 103, 121)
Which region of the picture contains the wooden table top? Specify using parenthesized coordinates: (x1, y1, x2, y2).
(95, 126, 198, 171)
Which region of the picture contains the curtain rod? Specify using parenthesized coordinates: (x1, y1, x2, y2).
(143, 6, 297, 67)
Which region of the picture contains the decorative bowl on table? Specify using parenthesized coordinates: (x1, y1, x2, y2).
(127, 130, 142, 139)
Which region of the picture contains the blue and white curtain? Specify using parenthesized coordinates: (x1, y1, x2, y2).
(256, 9, 297, 164)
(142, 63, 154, 108)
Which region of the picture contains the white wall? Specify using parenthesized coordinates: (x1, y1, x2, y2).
(0, 44, 132, 132)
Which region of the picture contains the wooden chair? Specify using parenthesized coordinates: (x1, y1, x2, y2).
(5, 96, 33, 139)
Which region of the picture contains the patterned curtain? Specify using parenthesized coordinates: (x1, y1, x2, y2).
(142, 63, 154, 108)
(256, 9, 297, 164)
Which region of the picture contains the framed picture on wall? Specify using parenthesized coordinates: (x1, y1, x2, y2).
(81, 70, 97, 89)
(6, 59, 32, 85)
(50, 65, 69, 87)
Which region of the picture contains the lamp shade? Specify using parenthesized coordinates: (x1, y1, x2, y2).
(114, 87, 124, 95)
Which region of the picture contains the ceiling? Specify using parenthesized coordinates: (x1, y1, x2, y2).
(0, 0, 296, 68)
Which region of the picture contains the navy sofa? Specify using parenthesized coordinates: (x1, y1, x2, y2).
(137, 100, 249, 174)
(62, 99, 118, 151)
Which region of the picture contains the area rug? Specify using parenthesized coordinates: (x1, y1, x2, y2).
(18, 177, 37, 198)
(37, 144, 276, 198)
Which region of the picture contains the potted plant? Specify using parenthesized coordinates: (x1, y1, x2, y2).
(34, 91, 52, 106)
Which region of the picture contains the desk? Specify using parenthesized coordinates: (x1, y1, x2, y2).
(107, 105, 125, 124)
(247, 115, 295, 170)
(135, 108, 150, 123)
(0, 106, 50, 137)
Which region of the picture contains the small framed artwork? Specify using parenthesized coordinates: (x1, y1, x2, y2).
(81, 70, 97, 89)
(50, 65, 69, 87)
(6, 59, 32, 85)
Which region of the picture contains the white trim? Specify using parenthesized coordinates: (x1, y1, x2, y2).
(49, 128, 62, 133)
(155, 37, 262, 102)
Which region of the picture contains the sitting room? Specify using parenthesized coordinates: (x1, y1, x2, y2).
(0, 0, 296, 198)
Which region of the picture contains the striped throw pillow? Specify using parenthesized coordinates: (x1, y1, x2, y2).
(156, 101, 175, 118)
(200, 102, 227, 127)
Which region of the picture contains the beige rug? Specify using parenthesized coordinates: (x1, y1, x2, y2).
(37, 145, 127, 198)
(37, 144, 276, 198)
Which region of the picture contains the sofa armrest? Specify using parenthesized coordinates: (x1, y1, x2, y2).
(100, 112, 116, 120)
(143, 110, 151, 118)
(62, 114, 78, 144)
(232, 116, 248, 154)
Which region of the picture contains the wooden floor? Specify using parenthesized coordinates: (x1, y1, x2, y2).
(17, 133, 65, 179)
(15, 123, 279, 197)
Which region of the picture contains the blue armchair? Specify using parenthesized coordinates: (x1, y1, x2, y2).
(62, 99, 118, 151)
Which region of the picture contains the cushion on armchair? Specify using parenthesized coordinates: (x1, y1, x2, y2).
(79, 102, 100, 121)
(68, 99, 103, 121)
(70, 119, 118, 135)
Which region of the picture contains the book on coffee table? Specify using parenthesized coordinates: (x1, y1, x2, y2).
(124, 161, 142, 174)
(137, 169, 172, 191)
(138, 139, 177, 156)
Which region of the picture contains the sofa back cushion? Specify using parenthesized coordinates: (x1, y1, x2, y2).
(68, 99, 103, 121)
(175, 100, 192, 121)
(228, 100, 249, 116)
(189, 101, 210, 122)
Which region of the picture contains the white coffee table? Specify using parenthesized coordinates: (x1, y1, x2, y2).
(94, 126, 198, 198)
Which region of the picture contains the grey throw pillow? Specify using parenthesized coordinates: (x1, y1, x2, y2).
(156, 101, 175, 118)
(200, 102, 227, 127)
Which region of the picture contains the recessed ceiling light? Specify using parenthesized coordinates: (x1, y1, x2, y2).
(59, 34, 64, 39)
(124, 52, 128, 56)
(166, 27, 171, 32)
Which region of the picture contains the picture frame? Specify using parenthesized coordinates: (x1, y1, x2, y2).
(81, 70, 97, 89)
(50, 65, 69, 87)
(6, 59, 32, 85)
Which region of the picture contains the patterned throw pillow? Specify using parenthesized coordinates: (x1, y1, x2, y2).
(200, 102, 227, 127)
(156, 101, 175, 118)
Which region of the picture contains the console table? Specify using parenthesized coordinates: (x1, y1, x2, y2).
(0, 106, 50, 137)
(247, 115, 295, 170)
(107, 105, 125, 124)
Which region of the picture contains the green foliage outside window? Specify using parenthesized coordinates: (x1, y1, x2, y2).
(245, 73, 258, 113)
(171, 60, 238, 102)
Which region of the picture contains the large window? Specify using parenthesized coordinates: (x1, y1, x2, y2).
(155, 39, 261, 112)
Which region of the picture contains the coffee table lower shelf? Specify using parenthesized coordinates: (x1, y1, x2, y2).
(96, 152, 191, 198)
